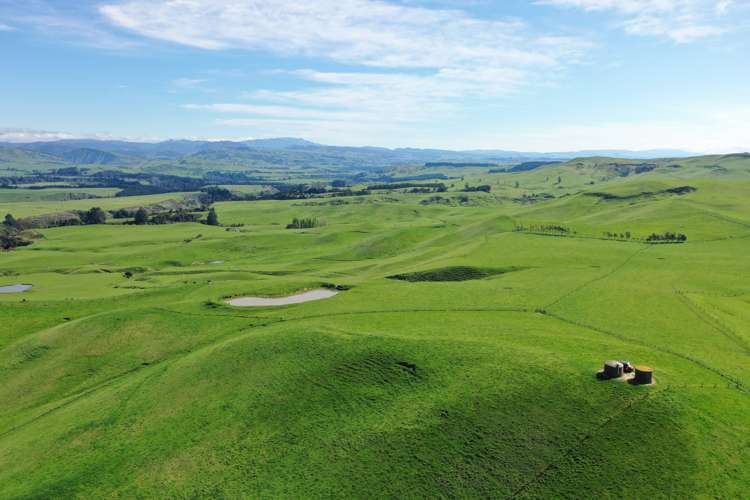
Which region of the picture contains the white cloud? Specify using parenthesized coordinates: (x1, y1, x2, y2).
(184, 67, 534, 145)
(0, 128, 82, 143)
(104, 0, 589, 146)
(0, 1, 139, 49)
(0, 128, 162, 143)
(0, 127, 261, 144)
(100, 0, 587, 68)
(538, 0, 745, 42)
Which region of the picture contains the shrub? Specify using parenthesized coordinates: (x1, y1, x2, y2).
(287, 217, 323, 229)
(134, 208, 149, 225)
(206, 208, 220, 226)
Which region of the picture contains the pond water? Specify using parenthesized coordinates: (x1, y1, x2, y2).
(227, 289, 338, 307)
(0, 284, 33, 294)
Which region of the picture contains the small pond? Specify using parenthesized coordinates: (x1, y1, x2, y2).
(227, 289, 338, 307)
(0, 284, 33, 294)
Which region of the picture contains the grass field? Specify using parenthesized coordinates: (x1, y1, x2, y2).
(1, 157, 749, 497)
(0, 192, 196, 218)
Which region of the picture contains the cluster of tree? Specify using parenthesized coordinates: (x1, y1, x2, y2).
(286, 217, 323, 229)
(424, 162, 497, 168)
(462, 184, 491, 193)
(327, 188, 371, 198)
(148, 210, 201, 225)
(646, 232, 688, 243)
(603, 231, 632, 240)
(420, 195, 472, 206)
(371, 173, 450, 182)
(78, 207, 108, 225)
(420, 196, 453, 206)
(0, 228, 31, 250)
(130, 207, 216, 226)
(515, 224, 572, 234)
(238, 183, 372, 201)
(0, 169, 270, 197)
(512, 193, 555, 204)
(1, 214, 32, 250)
(202, 171, 265, 185)
(367, 182, 447, 192)
(198, 187, 238, 206)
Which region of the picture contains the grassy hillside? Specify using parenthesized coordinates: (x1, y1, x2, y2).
(0, 192, 197, 218)
(0, 155, 749, 497)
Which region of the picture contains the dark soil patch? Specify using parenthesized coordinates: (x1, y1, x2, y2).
(388, 266, 518, 282)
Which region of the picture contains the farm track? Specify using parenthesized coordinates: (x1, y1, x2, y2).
(674, 289, 750, 355)
(0, 306, 530, 441)
(542, 311, 747, 394)
(4, 293, 746, 446)
(543, 245, 650, 310)
(0, 323, 257, 441)
(681, 200, 750, 229)
(509, 387, 669, 499)
(0, 364, 146, 440)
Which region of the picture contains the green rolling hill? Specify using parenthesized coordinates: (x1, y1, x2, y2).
(0, 152, 748, 497)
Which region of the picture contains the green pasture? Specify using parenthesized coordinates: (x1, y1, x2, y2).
(0, 192, 197, 218)
(0, 157, 749, 497)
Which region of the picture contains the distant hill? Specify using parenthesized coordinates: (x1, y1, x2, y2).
(0, 148, 62, 164)
(0, 137, 706, 172)
(61, 148, 119, 165)
(243, 138, 319, 149)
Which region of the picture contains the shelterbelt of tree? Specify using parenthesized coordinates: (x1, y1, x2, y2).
(1, 155, 749, 498)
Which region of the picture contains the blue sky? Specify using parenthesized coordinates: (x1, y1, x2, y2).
(1, 0, 749, 151)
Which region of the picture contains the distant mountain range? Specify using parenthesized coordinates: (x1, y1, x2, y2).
(0, 137, 698, 169)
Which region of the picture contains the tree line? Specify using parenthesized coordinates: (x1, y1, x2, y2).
(645, 232, 687, 243)
(515, 224, 572, 234)
(514, 223, 687, 243)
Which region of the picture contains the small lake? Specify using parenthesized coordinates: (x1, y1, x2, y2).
(0, 284, 33, 294)
(227, 289, 338, 307)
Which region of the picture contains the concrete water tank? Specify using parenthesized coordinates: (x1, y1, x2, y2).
(603, 360, 624, 379)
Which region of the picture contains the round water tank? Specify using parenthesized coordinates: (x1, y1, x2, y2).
(634, 365, 654, 385)
(603, 360, 624, 379)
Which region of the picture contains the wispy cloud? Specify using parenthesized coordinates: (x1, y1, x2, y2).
(0, 127, 161, 143)
(0, 0, 140, 48)
(184, 67, 538, 145)
(538, 0, 745, 42)
(99, 0, 588, 68)
(102, 0, 590, 144)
